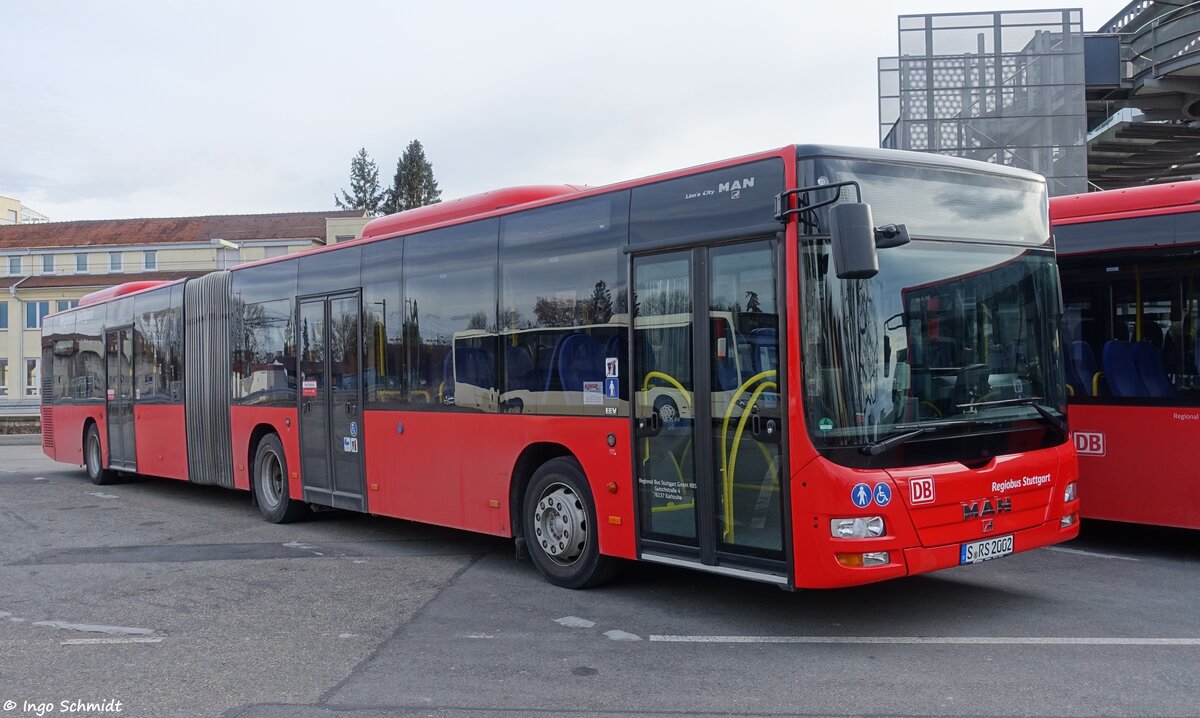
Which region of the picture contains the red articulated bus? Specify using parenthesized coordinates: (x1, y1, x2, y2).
(1053, 180, 1200, 529)
(41, 145, 1080, 589)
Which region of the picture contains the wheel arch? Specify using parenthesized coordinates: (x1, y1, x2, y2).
(246, 422, 283, 506)
(508, 442, 576, 541)
(82, 416, 103, 468)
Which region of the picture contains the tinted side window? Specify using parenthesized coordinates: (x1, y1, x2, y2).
(45, 313, 76, 403)
(298, 245, 362, 296)
(499, 192, 629, 415)
(133, 287, 173, 403)
(362, 237, 403, 409)
(74, 305, 105, 402)
(105, 296, 135, 329)
(232, 261, 299, 406)
(404, 220, 498, 412)
(630, 159, 784, 246)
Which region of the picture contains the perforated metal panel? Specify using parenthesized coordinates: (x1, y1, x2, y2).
(184, 271, 234, 488)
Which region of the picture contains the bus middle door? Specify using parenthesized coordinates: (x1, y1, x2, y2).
(297, 292, 366, 511)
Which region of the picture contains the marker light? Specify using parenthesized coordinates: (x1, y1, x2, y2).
(1064, 482, 1078, 503)
(1060, 513, 1076, 528)
(830, 516, 885, 539)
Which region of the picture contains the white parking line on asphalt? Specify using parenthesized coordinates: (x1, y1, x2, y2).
(61, 637, 165, 645)
(1045, 546, 1140, 561)
(649, 635, 1200, 645)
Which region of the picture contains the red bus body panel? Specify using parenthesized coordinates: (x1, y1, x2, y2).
(44, 404, 103, 466)
(1069, 405, 1199, 529)
(133, 404, 188, 481)
(229, 406, 302, 494)
(362, 411, 636, 559)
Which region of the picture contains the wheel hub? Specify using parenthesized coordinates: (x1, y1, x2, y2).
(534, 484, 587, 566)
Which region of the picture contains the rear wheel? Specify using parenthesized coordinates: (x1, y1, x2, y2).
(253, 433, 307, 523)
(522, 457, 618, 589)
(84, 423, 116, 485)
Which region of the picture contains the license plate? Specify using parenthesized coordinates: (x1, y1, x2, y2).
(960, 534, 1014, 565)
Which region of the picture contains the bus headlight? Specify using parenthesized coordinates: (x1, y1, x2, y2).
(1064, 482, 1077, 502)
(830, 516, 885, 539)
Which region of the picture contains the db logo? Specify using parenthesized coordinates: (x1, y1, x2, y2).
(910, 476, 936, 505)
(1073, 431, 1106, 456)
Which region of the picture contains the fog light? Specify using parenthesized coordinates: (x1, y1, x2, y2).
(830, 516, 885, 539)
(1064, 482, 1077, 502)
(1060, 513, 1076, 528)
(862, 551, 889, 566)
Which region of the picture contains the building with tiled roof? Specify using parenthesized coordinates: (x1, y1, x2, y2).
(0, 210, 367, 416)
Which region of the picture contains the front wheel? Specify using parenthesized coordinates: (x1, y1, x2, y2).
(84, 423, 116, 485)
(253, 433, 308, 524)
(522, 457, 618, 589)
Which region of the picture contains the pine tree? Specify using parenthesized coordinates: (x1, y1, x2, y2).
(334, 148, 384, 215)
(382, 139, 442, 214)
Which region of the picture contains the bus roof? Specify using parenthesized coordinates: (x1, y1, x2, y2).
(361, 185, 587, 239)
(77, 280, 177, 307)
(1051, 180, 1200, 224)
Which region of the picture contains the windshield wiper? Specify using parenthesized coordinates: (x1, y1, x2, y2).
(955, 396, 1066, 435)
(859, 427, 936, 456)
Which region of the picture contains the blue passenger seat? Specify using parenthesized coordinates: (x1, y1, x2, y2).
(1102, 340, 1148, 398)
(556, 333, 604, 393)
(1133, 340, 1174, 398)
(1070, 340, 1101, 396)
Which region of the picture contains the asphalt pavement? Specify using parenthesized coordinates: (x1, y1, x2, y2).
(0, 444, 1196, 718)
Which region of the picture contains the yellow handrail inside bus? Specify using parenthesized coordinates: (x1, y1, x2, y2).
(718, 370, 778, 541)
(724, 380, 778, 542)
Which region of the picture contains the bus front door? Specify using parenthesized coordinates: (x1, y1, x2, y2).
(297, 292, 366, 511)
(632, 240, 786, 580)
(104, 326, 136, 471)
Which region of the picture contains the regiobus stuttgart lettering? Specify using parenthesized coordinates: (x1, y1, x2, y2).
(991, 474, 1053, 494)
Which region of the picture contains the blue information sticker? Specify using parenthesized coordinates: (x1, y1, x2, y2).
(851, 482, 873, 508)
(874, 483, 892, 507)
(350, 421, 358, 438)
(605, 377, 619, 398)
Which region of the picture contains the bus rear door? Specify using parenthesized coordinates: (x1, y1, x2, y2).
(104, 326, 136, 471)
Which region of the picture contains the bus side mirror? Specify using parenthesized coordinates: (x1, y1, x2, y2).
(830, 202, 879, 279)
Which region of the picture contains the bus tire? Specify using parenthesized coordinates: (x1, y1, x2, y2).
(522, 457, 618, 589)
(84, 423, 116, 486)
(253, 433, 307, 524)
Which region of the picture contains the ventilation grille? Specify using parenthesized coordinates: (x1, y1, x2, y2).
(184, 271, 235, 488)
(41, 405, 54, 449)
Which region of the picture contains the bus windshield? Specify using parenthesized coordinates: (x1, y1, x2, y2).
(798, 160, 1066, 464)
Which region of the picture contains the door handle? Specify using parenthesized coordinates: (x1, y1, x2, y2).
(303, 400, 311, 414)
(346, 401, 357, 415)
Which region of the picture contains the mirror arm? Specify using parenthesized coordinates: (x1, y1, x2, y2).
(775, 180, 863, 223)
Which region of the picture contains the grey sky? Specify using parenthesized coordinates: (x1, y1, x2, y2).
(2, 1, 1130, 222)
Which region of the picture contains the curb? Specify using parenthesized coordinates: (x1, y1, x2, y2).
(0, 434, 42, 446)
